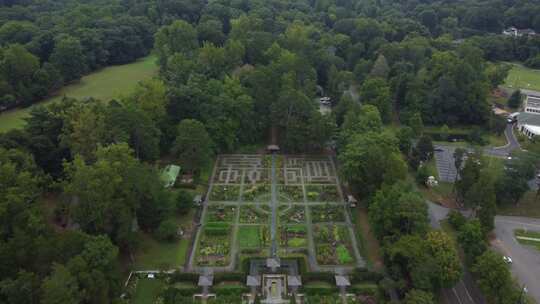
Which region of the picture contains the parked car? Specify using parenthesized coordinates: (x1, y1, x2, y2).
(503, 256, 513, 264)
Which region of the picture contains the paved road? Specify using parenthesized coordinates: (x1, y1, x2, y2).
(427, 202, 484, 304)
(493, 216, 540, 302)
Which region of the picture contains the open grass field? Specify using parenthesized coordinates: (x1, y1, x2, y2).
(504, 63, 540, 92)
(0, 55, 158, 133)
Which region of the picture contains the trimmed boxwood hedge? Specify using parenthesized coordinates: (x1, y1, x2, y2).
(170, 271, 199, 283)
(350, 269, 384, 283)
(349, 283, 378, 296)
(214, 272, 245, 284)
(302, 272, 335, 284)
(213, 284, 249, 295)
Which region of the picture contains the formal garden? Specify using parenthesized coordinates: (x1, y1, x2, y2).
(191, 154, 363, 270)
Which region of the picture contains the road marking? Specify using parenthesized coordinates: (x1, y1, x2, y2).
(516, 236, 540, 242)
(459, 280, 475, 303)
(452, 287, 464, 304)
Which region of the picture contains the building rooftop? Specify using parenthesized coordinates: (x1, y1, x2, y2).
(198, 275, 213, 287)
(335, 275, 351, 287)
(161, 165, 181, 188)
(287, 275, 302, 287)
(518, 112, 540, 126)
(247, 275, 261, 287)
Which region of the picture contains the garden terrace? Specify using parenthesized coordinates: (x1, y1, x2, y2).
(188, 154, 365, 271)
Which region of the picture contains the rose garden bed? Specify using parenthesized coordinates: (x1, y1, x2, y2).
(239, 205, 268, 223)
(206, 205, 235, 222)
(279, 206, 306, 224)
(311, 205, 345, 223)
(314, 224, 355, 265)
(196, 222, 231, 266)
(280, 225, 307, 248)
(305, 185, 341, 202)
(242, 183, 270, 201)
(279, 185, 304, 201)
(210, 185, 240, 201)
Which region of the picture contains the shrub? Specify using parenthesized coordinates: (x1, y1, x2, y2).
(214, 272, 245, 284)
(213, 284, 248, 296)
(156, 218, 178, 241)
(350, 269, 384, 283)
(416, 165, 430, 185)
(176, 190, 193, 214)
(349, 283, 378, 296)
(448, 210, 466, 230)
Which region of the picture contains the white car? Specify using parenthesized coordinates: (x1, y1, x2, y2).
(503, 256, 513, 264)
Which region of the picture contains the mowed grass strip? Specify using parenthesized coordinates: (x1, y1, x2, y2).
(238, 226, 260, 248)
(504, 63, 540, 92)
(0, 55, 158, 133)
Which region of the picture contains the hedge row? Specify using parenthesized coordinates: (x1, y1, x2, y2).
(170, 271, 199, 283)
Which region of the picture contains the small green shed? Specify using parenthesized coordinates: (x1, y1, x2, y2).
(161, 165, 181, 188)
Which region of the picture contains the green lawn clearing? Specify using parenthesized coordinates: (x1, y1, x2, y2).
(238, 226, 261, 248)
(505, 63, 540, 92)
(132, 211, 193, 270)
(0, 55, 158, 133)
(132, 278, 164, 304)
(132, 233, 189, 270)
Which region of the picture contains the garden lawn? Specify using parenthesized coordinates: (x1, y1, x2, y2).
(504, 63, 540, 92)
(132, 278, 164, 304)
(132, 233, 189, 270)
(238, 226, 261, 248)
(0, 55, 158, 133)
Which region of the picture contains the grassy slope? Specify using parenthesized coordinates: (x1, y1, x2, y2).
(504, 63, 540, 92)
(0, 55, 158, 133)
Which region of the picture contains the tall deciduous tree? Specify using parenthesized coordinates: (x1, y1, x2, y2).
(359, 77, 392, 122)
(50, 35, 86, 82)
(41, 264, 81, 304)
(472, 251, 519, 304)
(171, 119, 213, 173)
(339, 130, 407, 196)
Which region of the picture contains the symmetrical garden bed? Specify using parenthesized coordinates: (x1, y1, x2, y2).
(314, 224, 355, 265)
(279, 185, 304, 201)
(311, 205, 346, 223)
(197, 222, 231, 266)
(280, 206, 306, 224)
(306, 185, 341, 202)
(210, 185, 240, 201)
(242, 183, 270, 201)
(240, 205, 269, 224)
(280, 225, 308, 248)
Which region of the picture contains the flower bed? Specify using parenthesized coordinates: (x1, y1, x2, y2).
(206, 205, 235, 222)
(279, 185, 304, 201)
(280, 206, 306, 224)
(242, 183, 270, 201)
(239, 205, 268, 224)
(305, 185, 341, 202)
(311, 205, 345, 223)
(210, 185, 240, 201)
(197, 223, 231, 266)
(280, 225, 307, 248)
(314, 224, 355, 265)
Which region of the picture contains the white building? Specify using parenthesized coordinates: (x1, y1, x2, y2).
(503, 27, 537, 37)
(517, 94, 540, 138)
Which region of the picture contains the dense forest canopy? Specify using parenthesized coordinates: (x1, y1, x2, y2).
(0, 0, 538, 303)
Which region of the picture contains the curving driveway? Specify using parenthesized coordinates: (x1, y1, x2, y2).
(493, 216, 540, 302)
